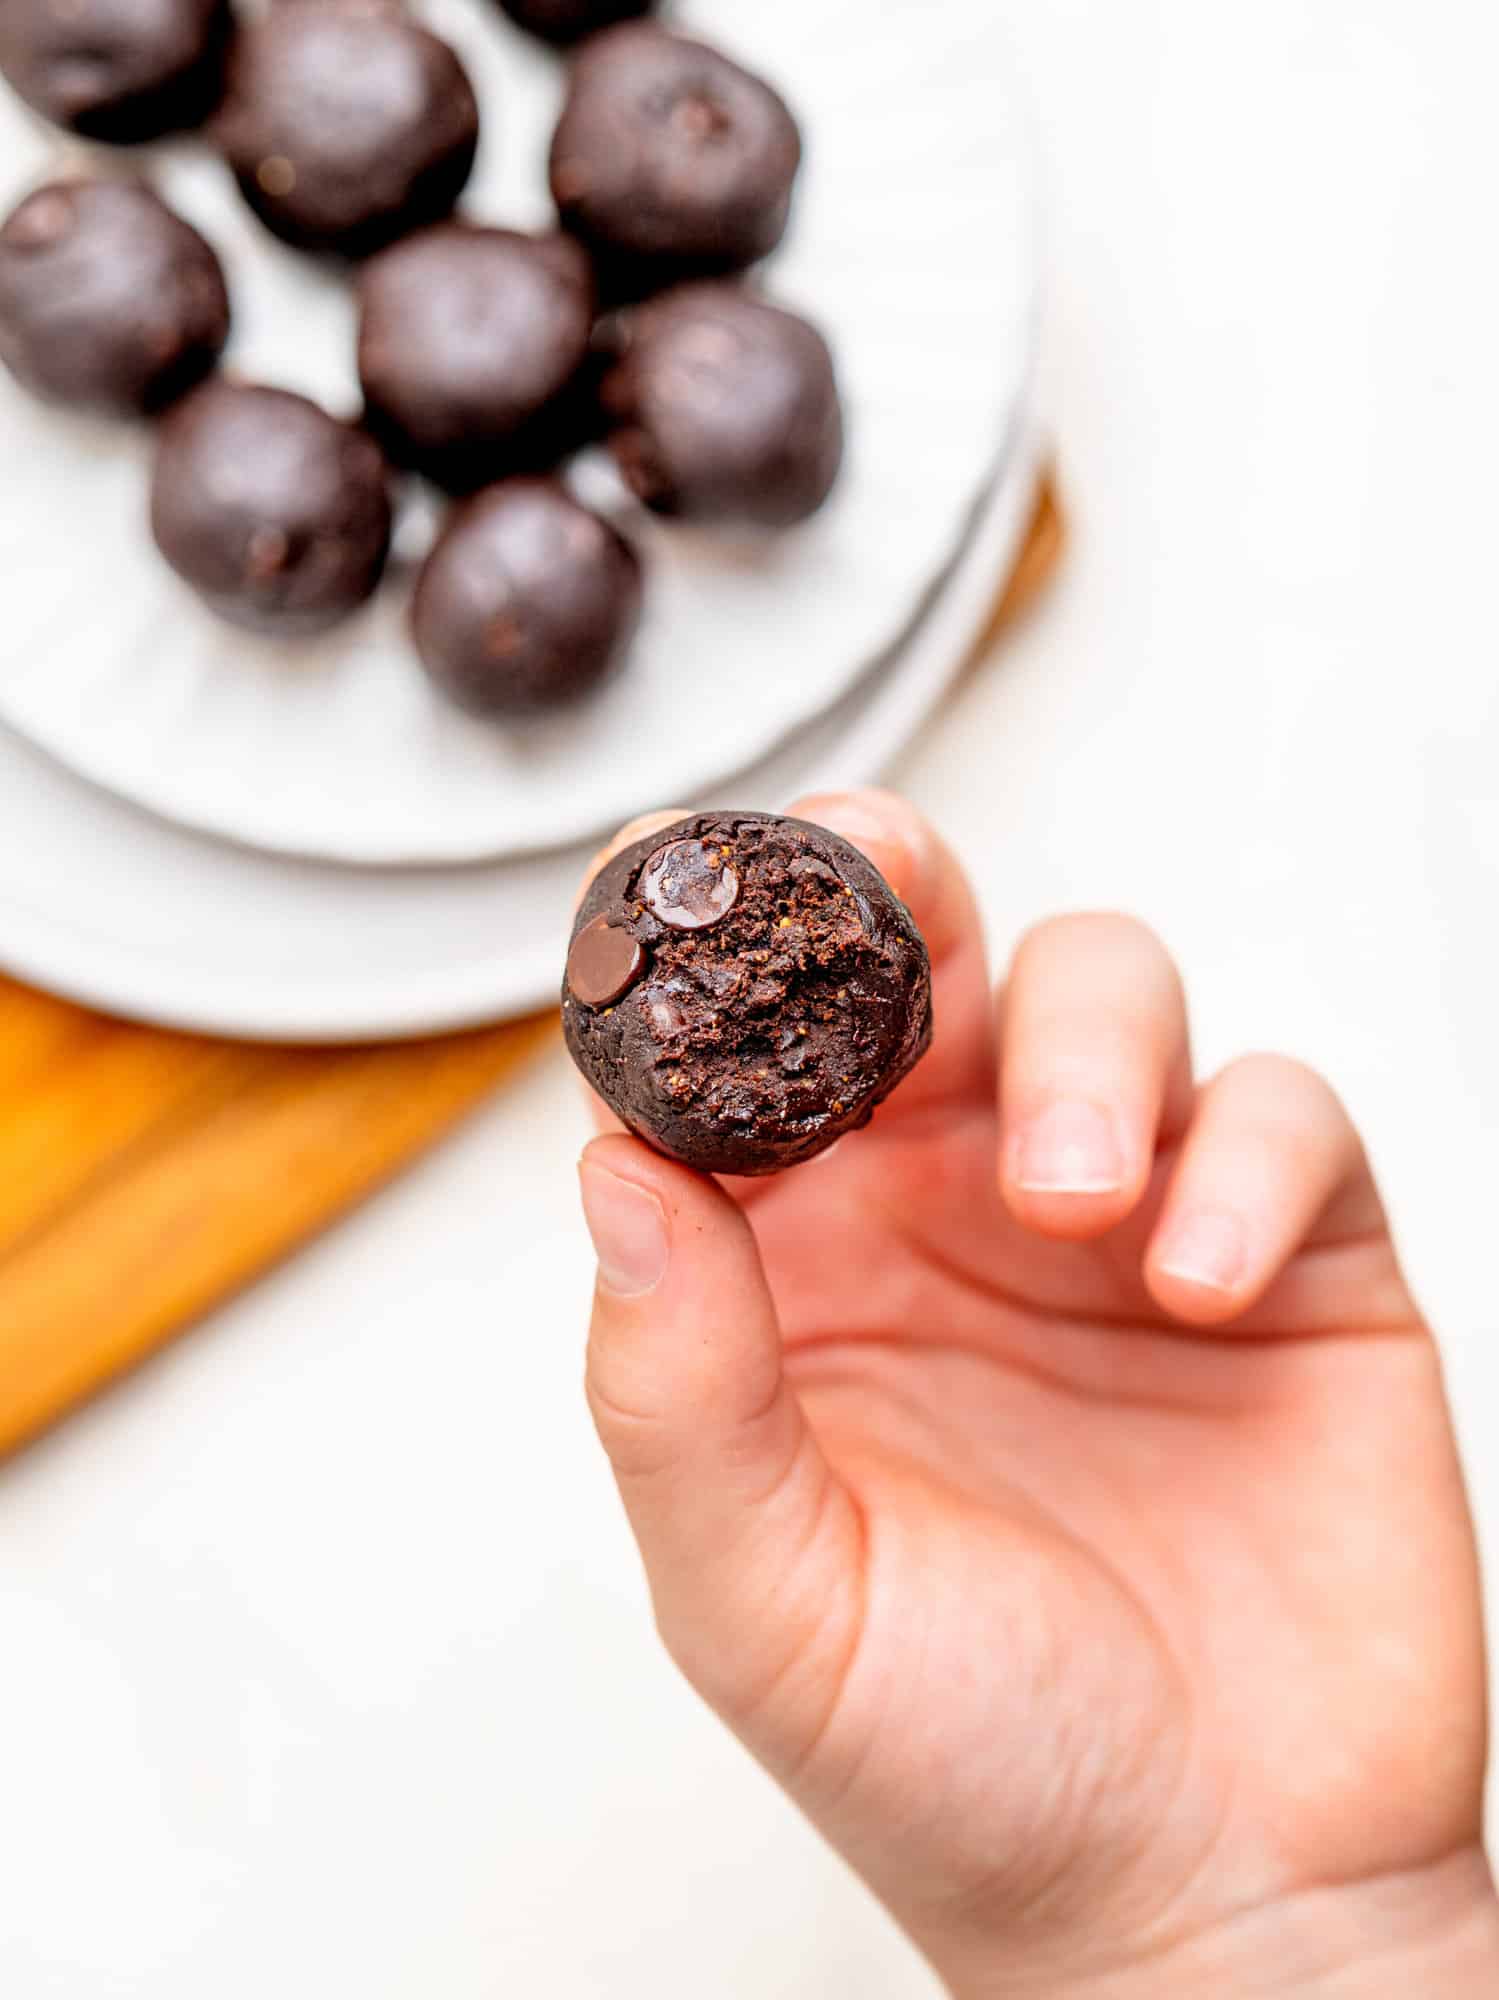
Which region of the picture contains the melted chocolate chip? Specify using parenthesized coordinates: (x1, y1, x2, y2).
(568, 917, 647, 1008)
(639, 838, 740, 929)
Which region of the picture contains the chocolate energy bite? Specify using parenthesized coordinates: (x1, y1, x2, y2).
(150, 381, 392, 635)
(601, 283, 844, 526)
(549, 25, 801, 295)
(411, 479, 641, 718)
(496, 0, 654, 47)
(564, 812, 932, 1175)
(0, 0, 230, 143)
(216, 1, 480, 258)
(357, 225, 594, 491)
(0, 179, 229, 417)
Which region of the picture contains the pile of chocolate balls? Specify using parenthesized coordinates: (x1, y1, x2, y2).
(0, 0, 844, 718)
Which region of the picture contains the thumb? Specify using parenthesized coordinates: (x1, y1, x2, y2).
(578, 1133, 862, 1758)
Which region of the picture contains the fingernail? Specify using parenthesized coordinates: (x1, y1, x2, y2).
(799, 790, 928, 902)
(578, 1164, 670, 1298)
(1156, 1210, 1249, 1293)
(1013, 1099, 1125, 1194)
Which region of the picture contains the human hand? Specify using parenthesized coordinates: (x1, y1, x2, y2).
(574, 790, 1498, 1997)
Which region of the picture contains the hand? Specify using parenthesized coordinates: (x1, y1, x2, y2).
(574, 790, 1498, 1997)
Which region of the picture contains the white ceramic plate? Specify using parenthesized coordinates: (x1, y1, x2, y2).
(0, 431, 1040, 1041)
(0, 0, 1037, 866)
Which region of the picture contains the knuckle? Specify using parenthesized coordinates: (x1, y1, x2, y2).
(584, 1367, 679, 1483)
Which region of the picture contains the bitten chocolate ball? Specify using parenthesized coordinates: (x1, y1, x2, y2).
(0, 0, 229, 143)
(549, 25, 801, 293)
(357, 226, 594, 492)
(496, 0, 654, 47)
(563, 811, 932, 1175)
(411, 479, 641, 718)
(150, 381, 392, 635)
(600, 284, 843, 526)
(0, 180, 229, 417)
(216, 1, 480, 258)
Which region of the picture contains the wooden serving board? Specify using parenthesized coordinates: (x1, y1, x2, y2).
(0, 476, 1061, 1459)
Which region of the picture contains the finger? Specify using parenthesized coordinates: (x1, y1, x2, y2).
(788, 788, 994, 1116)
(1145, 1053, 1386, 1326)
(998, 913, 1193, 1239)
(578, 1134, 863, 1749)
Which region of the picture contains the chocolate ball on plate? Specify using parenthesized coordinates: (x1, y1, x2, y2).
(496, 0, 654, 47)
(411, 479, 642, 718)
(150, 380, 392, 635)
(0, 178, 229, 416)
(216, 0, 480, 258)
(563, 811, 932, 1175)
(601, 283, 843, 526)
(0, 0, 230, 143)
(549, 25, 801, 293)
(357, 225, 595, 492)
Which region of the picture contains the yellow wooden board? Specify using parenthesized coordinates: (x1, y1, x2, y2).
(0, 475, 1062, 1458)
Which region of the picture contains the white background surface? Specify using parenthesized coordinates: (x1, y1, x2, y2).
(4, 4, 1499, 1995)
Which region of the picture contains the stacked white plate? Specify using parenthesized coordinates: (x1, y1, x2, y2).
(0, 0, 1039, 1040)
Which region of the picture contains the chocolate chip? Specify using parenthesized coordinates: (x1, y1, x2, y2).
(568, 916, 646, 1007)
(639, 838, 740, 930)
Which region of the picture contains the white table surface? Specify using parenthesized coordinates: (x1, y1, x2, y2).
(5, 4, 1498, 1994)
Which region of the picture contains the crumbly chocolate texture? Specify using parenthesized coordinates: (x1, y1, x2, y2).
(601, 283, 843, 526)
(150, 380, 392, 635)
(0, 179, 229, 417)
(216, 1, 479, 258)
(0, 0, 230, 143)
(564, 812, 932, 1174)
(549, 25, 801, 297)
(496, 0, 654, 47)
(411, 478, 642, 718)
(357, 226, 595, 492)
